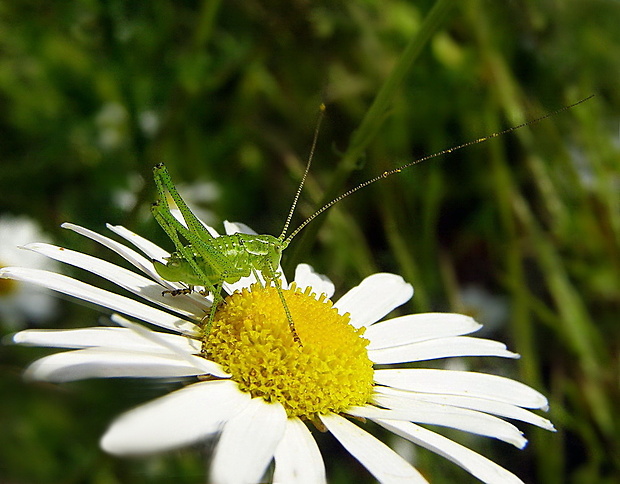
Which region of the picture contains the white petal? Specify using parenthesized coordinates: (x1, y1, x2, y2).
(350, 397, 527, 448)
(334, 273, 413, 329)
(107, 222, 252, 302)
(204, 223, 221, 237)
(375, 386, 555, 431)
(293, 263, 335, 299)
(222, 272, 260, 295)
(365, 313, 481, 350)
(62, 223, 171, 286)
(0, 267, 199, 335)
(211, 398, 287, 484)
(110, 315, 229, 377)
(105, 223, 171, 261)
(319, 413, 428, 484)
(369, 336, 519, 364)
(24, 348, 217, 381)
(66, 223, 211, 308)
(101, 380, 249, 455)
(224, 220, 256, 235)
(273, 417, 326, 484)
(168, 211, 219, 236)
(24, 243, 208, 317)
(12, 326, 200, 354)
(374, 369, 549, 410)
(376, 420, 525, 484)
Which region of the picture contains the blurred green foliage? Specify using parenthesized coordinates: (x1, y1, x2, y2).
(1, 0, 619, 483)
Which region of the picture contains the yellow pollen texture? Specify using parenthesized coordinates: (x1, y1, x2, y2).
(202, 284, 374, 419)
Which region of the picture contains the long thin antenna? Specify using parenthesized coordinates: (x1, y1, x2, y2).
(278, 103, 326, 240)
(284, 95, 594, 246)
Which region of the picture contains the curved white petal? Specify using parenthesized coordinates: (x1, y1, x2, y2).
(200, 222, 220, 237)
(0, 267, 199, 335)
(293, 263, 335, 299)
(365, 313, 481, 350)
(374, 369, 549, 410)
(24, 348, 220, 381)
(99, 224, 216, 308)
(376, 419, 525, 484)
(109, 220, 260, 298)
(211, 398, 287, 484)
(12, 326, 201, 354)
(62, 223, 171, 286)
(369, 336, 519, 364)
(24, 243, 209, 317)
(273, 417, 326, 484)
(350, 398, 527, 448)
(168, 208, 220, 237)
(334, 273, 413, 329)
(101, 380, 249, 455)
(319, 413, 428, 484)
(375, 387, 555, 431)
(105, 223, 172, 261)
(223, 272, 261, 295)
(110, 315, 229, 377)
(224, 220, 256, 236)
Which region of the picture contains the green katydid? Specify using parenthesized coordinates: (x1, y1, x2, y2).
(151, 162, 301, 343)
(150, 97, 592, 345)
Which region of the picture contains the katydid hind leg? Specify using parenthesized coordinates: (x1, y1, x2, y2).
(262, 262, 302, 346)
(152, 202, 228, 336)
(152, 194, 233, 286)
(151, 200, 220, 300)
(153, 163, 215, 241)
(203, 281, 225, 336)
(151, 182, 240, 337)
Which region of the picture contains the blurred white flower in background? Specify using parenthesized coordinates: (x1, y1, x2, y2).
(95, 102, 160, 151)
(0, 214, 58, 330)
(173, 180, 220, 226)
(457, 284, 509, 336)
(139, 110, 160, 138)
(95, 102, 128, 151)
(112, 172, 146, 213)
(112, 174, 220, 227)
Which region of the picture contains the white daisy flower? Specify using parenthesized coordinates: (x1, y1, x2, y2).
(0, 214, 58, 329)
(1, 221, 555, 484)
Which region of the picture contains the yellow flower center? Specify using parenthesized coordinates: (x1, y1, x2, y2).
(202, 283, 374, 420)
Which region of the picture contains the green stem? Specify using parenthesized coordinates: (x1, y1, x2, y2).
(341, 0, 457, 176)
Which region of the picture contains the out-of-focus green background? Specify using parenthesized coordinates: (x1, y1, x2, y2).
(1, 1, 618, 483)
